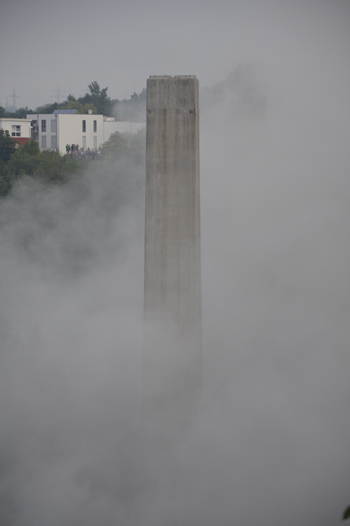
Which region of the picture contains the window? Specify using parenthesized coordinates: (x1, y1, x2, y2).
(42, 136, 46, 149)
(51, 136, 57, 149)
(41, 120, 46, 132)
(51, 119, 56, 133)
(11, 125, 21, 137)
(82, 120, 86, 132)
(93, 136, 97, 149)
(93, 120, 97, 133)
(82, 136, 86, 149)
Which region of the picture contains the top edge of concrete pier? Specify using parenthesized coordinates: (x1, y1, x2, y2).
(148, 75, 197, 79)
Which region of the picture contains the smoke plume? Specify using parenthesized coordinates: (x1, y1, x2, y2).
(1, 17, 350, 523)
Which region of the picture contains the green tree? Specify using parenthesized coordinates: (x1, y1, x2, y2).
(0, 129, 16, 162)
(34, 150, 66, 183)
(35, 101, 59, 114)
(81, 81, 111, 115)
(343, 506, 350, 520)
(125, 128, 146, 164)
(100, 131, 130, 163)
(6, 138, 41, 177)
(100, 129, 146, 165)
(5, 107, 31, 119)
(34, 150, 85, 184)
(113, 88, 146, 122)
(0, 161, 12, 196)
(60, 98, 97, 114)
(6, 139, 84, 185)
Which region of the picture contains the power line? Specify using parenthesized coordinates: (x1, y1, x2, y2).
(51, 85, 66, 103)
(6, 88, 19, 110)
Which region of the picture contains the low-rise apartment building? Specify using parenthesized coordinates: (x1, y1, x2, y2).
(28, 110, 104, 154)
(27, 110, 145, 154)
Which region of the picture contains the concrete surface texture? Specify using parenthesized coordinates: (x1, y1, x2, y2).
(144, 75, 202, 418)
(144, 76, 201, 336)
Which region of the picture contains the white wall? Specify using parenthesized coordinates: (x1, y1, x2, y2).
(28, 114, 53, 151)
(25, 114, 145, 153)
(56, 114, 104, 154)
(0, 118, 31, 138)
(27, 114, 104, 154)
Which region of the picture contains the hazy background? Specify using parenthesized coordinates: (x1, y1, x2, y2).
(0, 0, 348, 107)
(1, 1, 350, 525)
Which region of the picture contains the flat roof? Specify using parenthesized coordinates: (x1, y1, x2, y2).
(53, 109, 78, 114)
(0, 117, 31, 121)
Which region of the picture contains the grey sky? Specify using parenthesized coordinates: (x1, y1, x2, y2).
(1, 1, 350, 525)
(1, 0, 349, 108)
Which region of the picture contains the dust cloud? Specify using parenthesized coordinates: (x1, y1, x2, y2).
(1, 18, 350, 526)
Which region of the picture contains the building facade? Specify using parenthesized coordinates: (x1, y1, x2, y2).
(0, 118, 31, 147)
(27, 112, 145, 154)
(28, 111, 104, 154)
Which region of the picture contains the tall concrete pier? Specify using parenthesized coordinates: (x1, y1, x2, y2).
(144, 76, 201, 414)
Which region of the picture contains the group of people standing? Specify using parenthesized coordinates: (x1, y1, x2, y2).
(65, 144, 101, 159)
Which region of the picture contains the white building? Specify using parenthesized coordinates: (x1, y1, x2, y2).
(0, 117, 32, 146)
(27, 111, 145, 154)
(27, 110, 104, 154)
